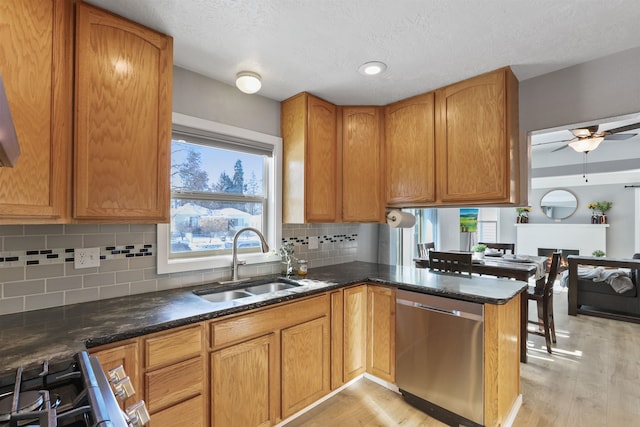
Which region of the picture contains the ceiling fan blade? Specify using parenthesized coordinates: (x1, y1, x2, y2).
(551, 144, 570, 152)
(605, 122, 640, 134)
(603, 133, 637, 141)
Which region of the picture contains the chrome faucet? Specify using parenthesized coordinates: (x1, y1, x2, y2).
(230, 227, 270, 282)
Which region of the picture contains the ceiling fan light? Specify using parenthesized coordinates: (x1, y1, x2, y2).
(235, 71, 262, 94)
(568, 136, 604, 153)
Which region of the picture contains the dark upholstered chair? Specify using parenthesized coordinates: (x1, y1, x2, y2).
(479, 242, 515, 255)
(527, 251, 561, 353)
(428, 251, 472, 275)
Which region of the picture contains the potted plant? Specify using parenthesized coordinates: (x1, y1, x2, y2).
(592, 250, 605, 257)
(515, 207, 530, 223)
(589, 201, 612, 224)
(471, 244, 487, 260)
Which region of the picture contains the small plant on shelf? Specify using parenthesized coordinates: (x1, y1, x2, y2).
(588, 201, 612, 224)
(592, 250, 605, 257)
(471, 244, 487, 252)
(515, 207, 530, 223)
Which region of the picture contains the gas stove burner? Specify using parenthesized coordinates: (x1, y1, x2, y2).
(0, 391, 44, 420)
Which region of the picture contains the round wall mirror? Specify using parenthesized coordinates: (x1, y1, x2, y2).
(540, 189, 578, 219)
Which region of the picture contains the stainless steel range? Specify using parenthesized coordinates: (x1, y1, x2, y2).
(0, 352, 149, 427)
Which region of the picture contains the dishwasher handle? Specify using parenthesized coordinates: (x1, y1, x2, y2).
(397, 298, 484, 322)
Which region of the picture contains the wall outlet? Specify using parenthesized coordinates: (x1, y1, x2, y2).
(308, 236, 319, 250)
(74, 247, 101, 269)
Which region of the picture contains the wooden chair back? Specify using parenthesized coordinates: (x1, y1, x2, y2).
(480, 242, 515, 255)
(428, 251, 472, 275)
(417, 242, 435, 258)
(542, 251, 562, 296)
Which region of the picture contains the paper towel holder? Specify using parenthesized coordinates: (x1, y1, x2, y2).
(385, 209, 416, 228)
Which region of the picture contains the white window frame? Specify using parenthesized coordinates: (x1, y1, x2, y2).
(157, 113, 282, 274)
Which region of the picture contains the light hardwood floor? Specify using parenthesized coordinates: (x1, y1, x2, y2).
(284, 289, 640, 427)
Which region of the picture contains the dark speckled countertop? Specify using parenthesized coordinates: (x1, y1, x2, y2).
(0, 261, 527, 376)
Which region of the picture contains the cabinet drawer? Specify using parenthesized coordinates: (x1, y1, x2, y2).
(145, 324, 203, 369)
(146, 356, 203, 413)
(148, 394, 204, 427)
(211, 294, 330, 349)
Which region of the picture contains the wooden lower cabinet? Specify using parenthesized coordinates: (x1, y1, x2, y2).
(90, 340, 140, 409)
(143, 324, 206, 427)
(281, 316, 330, 418)
(211, 334, 276, 427)
(367, 286, 396, 383)
(343, 285, 367, 382)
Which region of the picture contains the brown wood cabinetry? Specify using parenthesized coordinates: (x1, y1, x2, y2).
(211, 334, 275, 427)
(90, 339, 141, 409)
(209, 294, 331, 426)
(0, 1, 171, 224)
(343, 285, 367, 382)
(385, 92, 436, 206)
(0, 0, 72, 222)
(367, 286, 395, 382)
(143, 324, 206, 427)
(74, 3, 172, 222)
(341, 107, 384, 222)
(435, 67, 520, 204)
(281, 93, 338, 223)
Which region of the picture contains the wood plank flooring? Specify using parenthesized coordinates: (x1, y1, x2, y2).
(284, 289, 640, 427)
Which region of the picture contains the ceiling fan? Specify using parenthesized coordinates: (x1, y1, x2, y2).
(549, 122, 639, 153)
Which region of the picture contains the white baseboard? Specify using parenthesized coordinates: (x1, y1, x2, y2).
(502, 394, 523, 427)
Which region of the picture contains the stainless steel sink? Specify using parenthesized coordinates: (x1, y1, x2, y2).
(195, 289, 253, 303)
(193, 277, 302, 305)
(244, 282, 300, 295)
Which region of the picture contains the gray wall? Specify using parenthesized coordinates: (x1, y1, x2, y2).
(498, 47, 640, 256)
(173, 67, 282, 136)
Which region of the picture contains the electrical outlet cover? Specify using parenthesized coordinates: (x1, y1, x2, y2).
(308, 236, 319, 250)
(75, 247, 101, 269)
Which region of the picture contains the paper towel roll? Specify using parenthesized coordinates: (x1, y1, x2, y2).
(386, 210, 416, 228)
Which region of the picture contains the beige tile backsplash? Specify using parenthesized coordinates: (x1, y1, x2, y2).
(0, 223, 359, 315)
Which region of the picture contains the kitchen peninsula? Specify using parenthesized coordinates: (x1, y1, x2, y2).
(0, 262, 526, 427)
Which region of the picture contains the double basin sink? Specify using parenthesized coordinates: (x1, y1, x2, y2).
(193, 277, 302, 307)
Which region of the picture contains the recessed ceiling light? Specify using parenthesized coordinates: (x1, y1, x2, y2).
(358, 61, 387, 76)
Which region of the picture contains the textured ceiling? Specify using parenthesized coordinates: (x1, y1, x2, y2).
(86, 0, 640, 105)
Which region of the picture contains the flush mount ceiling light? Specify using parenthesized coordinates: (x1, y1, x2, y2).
(235, 71, 262, 94)
(358, 61, 387, 76)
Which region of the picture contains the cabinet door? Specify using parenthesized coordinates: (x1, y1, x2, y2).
(367, 286, 396, 382)
(436, 67, 519, 203)
(74, 3, 172, 222)
(342, 107, 384, 222)
(0, 0, 72, 222)
(385, 92, 435, 206)
(281, 316, 330, 418)
(330, 290, 344, 389)
(148, 395, 204, 427)
(343, 285, 367, 381)
(211, 334, 276, 427)
(306, 95, 338, 222)
(91, 340, 140, 409)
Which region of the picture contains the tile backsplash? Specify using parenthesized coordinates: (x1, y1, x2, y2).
(0, 223, 359, 315)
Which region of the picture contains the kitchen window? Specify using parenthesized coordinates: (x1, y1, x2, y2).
(157, 113, 282, 274)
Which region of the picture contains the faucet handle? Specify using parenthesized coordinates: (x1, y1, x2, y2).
(237, 260, 247, 266)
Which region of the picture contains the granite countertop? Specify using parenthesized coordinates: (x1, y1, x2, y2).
(0, 261, 527, 375)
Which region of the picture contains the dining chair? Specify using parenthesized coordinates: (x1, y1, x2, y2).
(479, 242, 515, 255)
(428, 251, 472, 275)
(416, 242, 435, 258)
(527, 251, 561, 353)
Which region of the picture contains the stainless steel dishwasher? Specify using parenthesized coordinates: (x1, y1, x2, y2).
(396, 290, 484, 427)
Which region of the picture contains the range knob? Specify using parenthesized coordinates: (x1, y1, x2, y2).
(108, 365, 127, 383)
(125, 400, 151, 426)
(112, 376, 136, 401)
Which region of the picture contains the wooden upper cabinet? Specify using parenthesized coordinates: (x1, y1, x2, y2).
(435, 67, 520, 204)
(385, 92, 436, 206)
(74, 3, 172, 222)
(0, 0, 72, 222)
(281, 92, 338, 223)
(341, 107, 384, 222)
